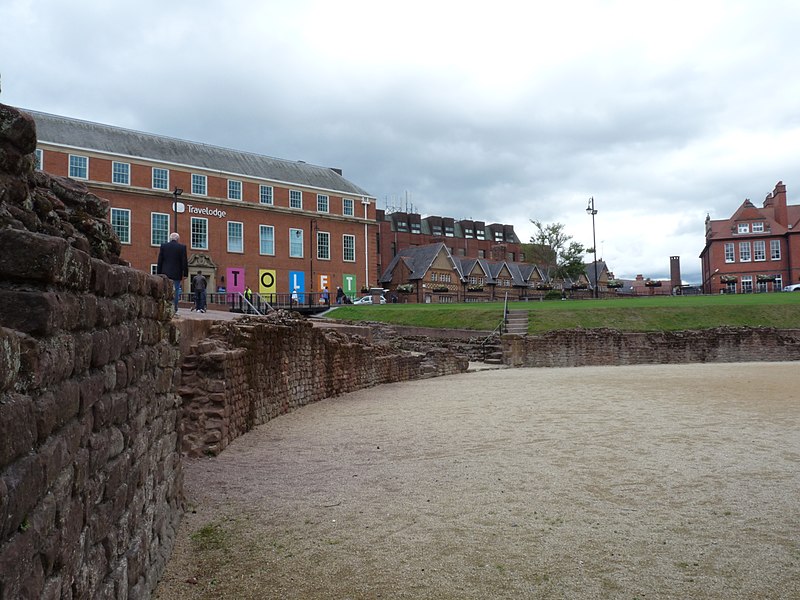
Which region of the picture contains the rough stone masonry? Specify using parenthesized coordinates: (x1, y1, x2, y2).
(0, 103, 184, 599)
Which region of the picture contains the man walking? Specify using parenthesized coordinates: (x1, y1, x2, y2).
(157, 232, 188, 313)
(192, 270, 207, 313)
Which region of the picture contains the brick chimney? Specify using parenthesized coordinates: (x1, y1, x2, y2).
(764, 181, 788, 226)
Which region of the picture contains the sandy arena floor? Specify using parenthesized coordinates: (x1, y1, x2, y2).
(155, 362, 800, 600)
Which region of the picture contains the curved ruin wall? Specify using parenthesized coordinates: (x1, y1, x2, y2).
(0, 104, 183, 599)
(503, 327, 800, 367)
(179, 315, 468, 457)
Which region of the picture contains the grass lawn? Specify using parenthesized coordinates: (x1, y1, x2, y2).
(325, 293, 800, 333)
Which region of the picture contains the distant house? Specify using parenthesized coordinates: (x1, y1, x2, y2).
(700, 181, 800, 293)
(379, 243, 546, 303)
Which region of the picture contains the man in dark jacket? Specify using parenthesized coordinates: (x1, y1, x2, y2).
(157, 232, 188, 313)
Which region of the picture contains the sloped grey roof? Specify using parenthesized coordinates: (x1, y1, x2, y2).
(26, 109, 373, 197)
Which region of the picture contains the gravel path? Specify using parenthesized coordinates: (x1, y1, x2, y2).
(155, 362, 800, 599)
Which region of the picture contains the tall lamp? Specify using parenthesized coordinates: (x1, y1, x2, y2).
(586, 197, 599, 299)
(172, 187, 183, 233)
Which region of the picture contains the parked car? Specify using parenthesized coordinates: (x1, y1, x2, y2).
(783, 283, 800, 291)
(352, 295, 387, 305)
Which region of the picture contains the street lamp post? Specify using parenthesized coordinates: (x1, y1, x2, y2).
(586, 197, 599, 299)
(172, 187, 183, 234)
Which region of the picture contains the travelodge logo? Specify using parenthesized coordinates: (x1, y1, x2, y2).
(187, 205, 227, 219)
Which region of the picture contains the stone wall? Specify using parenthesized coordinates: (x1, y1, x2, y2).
(504, 327, 800, 368)
(179, 313, 468, 457)
(0, 104, 183, 599)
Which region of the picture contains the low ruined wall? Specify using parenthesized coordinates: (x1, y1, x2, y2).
(0, 104, 183, 600)
(179, 314, 468, 457)
(504, 327, 800, 367)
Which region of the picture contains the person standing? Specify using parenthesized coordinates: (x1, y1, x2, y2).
(157, 232, 188, 313)
(192, 270, 207, 313)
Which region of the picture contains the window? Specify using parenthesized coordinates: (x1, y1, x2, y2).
(259, 225, 275, 255)
(228, 180, 242, 201)
(227, 221, 243, 253)
(752, 222, 764, 233)
(741, 275, 753, 293)
(343, 198, 354, 216)
(754, 240, 766, 261)
(317, 194, 329, 213)
(112, 161, 130, 185)
(110, 208, 130, 244)
(739, 242, 751, 262)
(34, 149, 43, 170)
(69, 154, 88, 179)
(191, 217, 208, 249)
(770, 240, 781, 260)
(151, 212, 170, 246)
(191, 174, 207, 196)
(259, 185, 273, 205)
(152, 167, 169, 190)
(289, 228, 303, 257)
(290, 190, 302, 209)
(737, 223, 749, 234)
(317, 231, 330, 259)
(724, 243, 735, 263)
(343, 234, 355, 262)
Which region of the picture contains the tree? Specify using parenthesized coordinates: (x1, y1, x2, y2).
(526, 221, 586, 282)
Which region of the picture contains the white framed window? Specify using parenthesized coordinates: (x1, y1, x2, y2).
(112, 161, 130, 185)
(737, 223, 750, 234)
(752, 222, 764, 233)
(34, 149, 43, 170)
(317, 231, 330, 260)
(110, 208, 131, 244)
(259, 225, 275, 255)
(724, 243, 735, 263)
(191, 217, 208, 249)
(343, 198, 354, 216)
(228, 179, 242, 201)
(290, 190, 302, 209)
(741, 275, 753, 293)
(69, 154, 88, 179)
(343, 234, 355, 262)
(770, 240, 781, 260)
(191, 174, 207, 196)
(739, 242, 751, 262)
(289, 228, 304, 257)
(227, 221, 244, 252)
(317, 194, 329, 213)
(151, 212, 170, 246)
(259, 185, 273, 205)
(753, 240, 766, 261)
(152, 167, 169, 190)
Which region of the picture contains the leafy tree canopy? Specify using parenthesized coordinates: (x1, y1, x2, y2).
(526, 221, 587, 281)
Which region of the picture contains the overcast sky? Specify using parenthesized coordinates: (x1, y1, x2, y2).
(3, 0, 799, 282)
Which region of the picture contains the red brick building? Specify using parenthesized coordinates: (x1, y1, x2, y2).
(700, 181, 800, 293)
(27, 109, 379, 302)
(375, 209, 523, 278)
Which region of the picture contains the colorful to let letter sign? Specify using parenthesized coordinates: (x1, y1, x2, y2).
(259, 269, 276, 295)
(227, 267, 245, 293)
